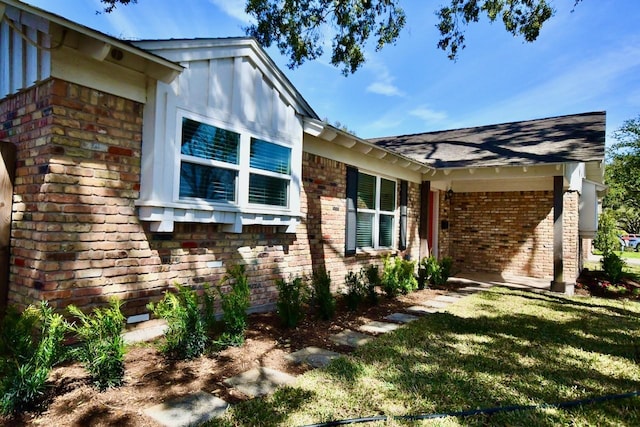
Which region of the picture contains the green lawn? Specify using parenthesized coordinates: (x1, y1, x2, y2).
(207, 288, 640, 426)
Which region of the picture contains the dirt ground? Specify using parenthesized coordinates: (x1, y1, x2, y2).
(1, 288, 446, 427)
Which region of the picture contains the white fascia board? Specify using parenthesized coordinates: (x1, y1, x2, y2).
(303, 117, 431, 179)
(304, 133, 423, 183)
(3, 0, 182, 82)
(429, 163, 566, 181)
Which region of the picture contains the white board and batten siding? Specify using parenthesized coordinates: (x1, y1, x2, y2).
(0, 4, 51, 100)
(135, 38, 313, 233)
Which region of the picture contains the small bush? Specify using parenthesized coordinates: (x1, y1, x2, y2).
(276, 275, 308, 328)
(67, 299, 126, 391)
(311, 267, 336, 320)
(361, 264, 380, 305)
(218, 264, 251, 346)
(344, 270, 367, 311)
(382, 256, 417, 297)
(0, 301, 67, 414)
(419, 256, 454, 288)
(148, 284, 207, 360)
(601, 252, 626, 284)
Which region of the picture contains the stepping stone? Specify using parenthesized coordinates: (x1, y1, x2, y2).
(406, 305, 441, 315)
(286, 347, 342, 368)
(329, 329, 372, 348)
(460, 285, 493, 292)
(223, 367, 296, 398)
(435, 295, 462, 303)
(385, 312, 419, 323)
(143, 391, 228, 427)
(359, 321, 401, 334)
(422, 300, 451, 309)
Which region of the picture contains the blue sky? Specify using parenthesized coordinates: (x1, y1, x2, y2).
(23, 0, 640, 144)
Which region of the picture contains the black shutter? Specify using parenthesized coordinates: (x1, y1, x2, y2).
(399, 180, 408, 250)
(345, 166, 358, 256)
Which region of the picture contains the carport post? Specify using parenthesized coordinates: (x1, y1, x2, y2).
(550, 175, 574, 295)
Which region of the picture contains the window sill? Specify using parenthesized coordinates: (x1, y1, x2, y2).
(355, 248, 397, 258)
(136, 201, 302, 233)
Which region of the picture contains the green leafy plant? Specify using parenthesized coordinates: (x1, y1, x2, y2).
(0, 301, 67, 414)
(382, 255, 417, 297)
(361, 264, 380, 305)
(276, 275, 308, 328)
(311, 267, 336, 320)
(217, 264, 251, 346)
(601, 252, 626, 285)
(67, 299, 126, 390)
(344, 270, 367, 311)
(419, 255, 454, 288)
(148, 284, 207, 359)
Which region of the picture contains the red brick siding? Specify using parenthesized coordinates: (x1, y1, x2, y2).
(1, 79, 421, 314)
(439, 191, 555, 279)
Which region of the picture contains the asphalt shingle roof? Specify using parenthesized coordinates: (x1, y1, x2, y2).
(368, 111, 606, 169)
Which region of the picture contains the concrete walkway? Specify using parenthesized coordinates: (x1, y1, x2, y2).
(142, 275, 550, 426)
(587, 253, 640, 266)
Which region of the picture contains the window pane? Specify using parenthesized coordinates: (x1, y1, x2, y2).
(249, 174, 289, 206)
(379, 214, 394, 247)
(181, 118, 239, 164)
(356, 212, 374, 248)
(357, 173, 376, 210)
(380, 178, 396, 212)
(179, 163, 237, 202)
(250, 139, 291, 174)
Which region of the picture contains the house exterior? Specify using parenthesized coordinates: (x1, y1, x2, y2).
(0, 0, 605, 318)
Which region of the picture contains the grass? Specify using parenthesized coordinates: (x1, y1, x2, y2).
(206, 288, 640, 426)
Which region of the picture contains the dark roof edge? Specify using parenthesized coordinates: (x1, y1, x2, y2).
(368, 111, 606, 142)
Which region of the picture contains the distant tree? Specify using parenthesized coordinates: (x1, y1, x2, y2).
(323, 118, 357, 136)
(603, 115, 640, 234)
(100, 0, 584, 74)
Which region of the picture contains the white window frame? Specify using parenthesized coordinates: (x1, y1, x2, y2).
(175, 109, 296, 212)
(357, 171, 397, 250)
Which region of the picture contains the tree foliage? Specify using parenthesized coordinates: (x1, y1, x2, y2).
(99, 0, 583, 74)
(603, 115, 640, 235)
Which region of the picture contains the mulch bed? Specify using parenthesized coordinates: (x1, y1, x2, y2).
(1, 287, 446, 427)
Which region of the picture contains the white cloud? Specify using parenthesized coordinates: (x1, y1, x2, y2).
(367, 82, 404, 97)
(208, 0, 255, 24)
(365, 59, 405, 97)
(409, 106, 448, 125)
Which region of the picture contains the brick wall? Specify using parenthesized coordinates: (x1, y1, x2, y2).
(563, 191, 580, 283)
(1, 78, 421, 315)
(439, 191, 555, 279)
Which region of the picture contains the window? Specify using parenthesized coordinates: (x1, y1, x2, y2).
(356, 172, 396, 249)
(177, 117, 293, 209)
(249, 138, 291, 207)
(179, 118, 239, 202)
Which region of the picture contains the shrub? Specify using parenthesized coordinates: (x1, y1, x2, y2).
(382, 256, 417, 297)
(0, 301, 67, 414)
(276, 275, 308, 328)
(311, 267, 336, 320)
(594, 209, 622, 255)
(148, 284, 207, 360)
(218, 264, 251, 346)
(419, 255, 453, 288)
(67, 299, 126, 391)
(361, 264, 380, 305)
(601, 252, 626, 285)
(344, 270, 367, 311)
